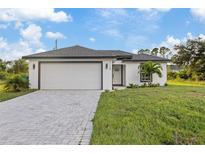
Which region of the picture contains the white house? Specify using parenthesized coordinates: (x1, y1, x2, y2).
(23, 45, 169, 90)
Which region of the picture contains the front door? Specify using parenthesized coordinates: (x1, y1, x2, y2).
(112, 65, 122, 85)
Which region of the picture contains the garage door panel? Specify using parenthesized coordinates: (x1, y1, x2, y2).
(40, 63, 101, 89)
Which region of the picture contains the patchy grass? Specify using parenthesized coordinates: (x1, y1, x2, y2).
(91, 85, 205, 145)
(168, 80, 205, 87)
(0, 80, 35, 102)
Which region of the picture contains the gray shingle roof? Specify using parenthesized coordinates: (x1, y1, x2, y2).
(123, 53, 170, 62)
(22, 45, 131, 59)
(22, 45, 170, 62)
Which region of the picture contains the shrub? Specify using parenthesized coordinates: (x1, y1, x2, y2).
(127, 83, 161, 88)
(0, 71, 9, 80)
(167, 72, 177, 80)
(191, 73, 205, 81)
(140, 83, 147, 88)
(127, 83, 139, 88)
(4, 74, 29, 92)
(177, 70, 189, 80)
(147, 83, 160, 87)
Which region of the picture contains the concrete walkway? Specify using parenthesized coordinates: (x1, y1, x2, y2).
(0, 90, 101, 145)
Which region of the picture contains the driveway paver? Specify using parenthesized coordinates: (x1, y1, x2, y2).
(0, 90, 101, 145)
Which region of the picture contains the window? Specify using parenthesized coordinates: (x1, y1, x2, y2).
(140, 64, 152, 82)
(140, 72, 152, 82)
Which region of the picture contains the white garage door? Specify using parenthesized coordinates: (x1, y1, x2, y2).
(40, 62, 102, 89)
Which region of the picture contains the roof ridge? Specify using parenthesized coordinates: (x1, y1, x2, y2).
(72, 45, 95, 51)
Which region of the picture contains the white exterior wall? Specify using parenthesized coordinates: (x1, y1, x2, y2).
(125, 62, 167, 86)
(28, 58, 113, 90)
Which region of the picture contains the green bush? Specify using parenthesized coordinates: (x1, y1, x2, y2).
(128, 83, 160, 88)
(167, 72, 177, 80)
(177, 70, 189, 79)
(127, 83, 139, 88)
(147, 83, 160, 87)
(0, 71, 9, 80)
(4, 74, 29, 92)
(140, 83, 147, 88)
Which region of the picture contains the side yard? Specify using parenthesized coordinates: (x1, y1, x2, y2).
(91, 85, 205, 144)
(0, 80, 35, 102)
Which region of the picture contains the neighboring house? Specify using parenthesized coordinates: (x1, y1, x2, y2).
(23, 45, 169, 90)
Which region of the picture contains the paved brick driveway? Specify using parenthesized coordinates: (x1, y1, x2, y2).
(0, 90, 101, 145)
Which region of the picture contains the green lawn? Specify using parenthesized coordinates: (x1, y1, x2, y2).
(91, 85, 205, 145)
(168, 80, 205, 87)
(0, 80, 35, 102)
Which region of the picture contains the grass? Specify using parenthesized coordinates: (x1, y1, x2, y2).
(0, 80, 35, 102)
(168, 80, 205, 87)
(91, 85, 205, 145)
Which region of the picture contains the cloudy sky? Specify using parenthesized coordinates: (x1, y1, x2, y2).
(0, 8, 205, 60)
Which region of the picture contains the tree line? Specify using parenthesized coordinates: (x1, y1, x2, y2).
(138, 46, 171, 58)
(0, 59, 28, 80)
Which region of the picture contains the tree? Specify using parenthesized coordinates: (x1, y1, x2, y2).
(172, 38, 205, 80)
(0, 59, 7, 71)
(140, 61, 163, 83)
(159, 46, 170, 57)
(151, 48, 159, 56)
(138, 49, 150, 54)
(10, 59, 28, 74)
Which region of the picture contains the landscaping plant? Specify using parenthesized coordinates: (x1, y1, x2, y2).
(4, 74, 29, 92)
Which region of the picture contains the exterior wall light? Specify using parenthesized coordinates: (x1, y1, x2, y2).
(105, 63, 108, 69)
(33, 64, 35, 70)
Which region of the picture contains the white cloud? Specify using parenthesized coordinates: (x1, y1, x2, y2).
(165, 35, 181, 47)
(46, 31, 66, 40)
(0, 37, 39, 60)
(97, 9, 128, 19)
(20, 24, 42, 47)
(14, 21, 23, 29)
(89, 37, 96, 42)
(159, 33, 205, 52)
(0, 37, 46, 60)
(102, 29, 123, 38)
(0, 37, 8, 49)
(190, 8, 205, 23)
(0, 8, 72, 23)
(138, 8, 171, 13)
(131, 49, 139, 54)
(137, 8, 171, 21)
(0, 23, 9, 29)
(0, 23, 46, 60)
(199, 34, 205, 40)
(36, 48, 46, 53)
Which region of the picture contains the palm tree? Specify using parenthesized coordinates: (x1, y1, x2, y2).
(140, 61, 163, 83)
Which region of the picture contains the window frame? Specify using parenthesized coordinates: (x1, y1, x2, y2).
(140, 64, 152, 82)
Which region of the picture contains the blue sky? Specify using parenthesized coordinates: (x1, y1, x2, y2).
(0, 8, 205, 60)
